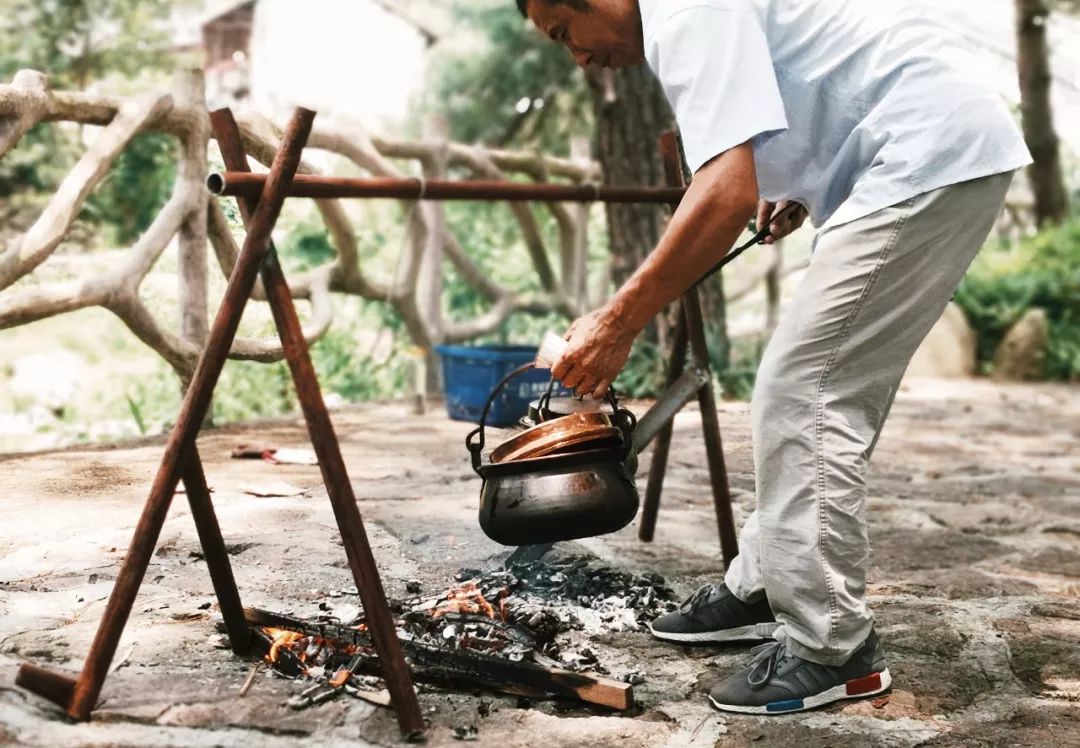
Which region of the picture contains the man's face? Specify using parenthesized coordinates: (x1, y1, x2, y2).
(525, 0, 645, 69)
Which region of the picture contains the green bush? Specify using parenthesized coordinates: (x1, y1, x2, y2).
(955, 216, 1080, 380)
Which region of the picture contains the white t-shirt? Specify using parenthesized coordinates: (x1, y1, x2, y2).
(640, 0, 1033, 228)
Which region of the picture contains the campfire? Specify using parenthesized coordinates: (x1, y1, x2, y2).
(235, 555, 676, 712)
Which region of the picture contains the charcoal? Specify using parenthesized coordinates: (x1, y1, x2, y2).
(260, 553, 673, 708)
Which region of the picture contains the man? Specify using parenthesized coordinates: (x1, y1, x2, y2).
(516, 0, 1031, 715)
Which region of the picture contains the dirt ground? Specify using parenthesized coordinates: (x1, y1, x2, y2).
(0, 377, 1078, 748)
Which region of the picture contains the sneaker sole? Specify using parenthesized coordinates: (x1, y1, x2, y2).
(649, 621, 780, 643)
(708, 668, 892, 715)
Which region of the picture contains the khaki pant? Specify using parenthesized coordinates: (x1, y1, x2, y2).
(724, 171, 1015, 666)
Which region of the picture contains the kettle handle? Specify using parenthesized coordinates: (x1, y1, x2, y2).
(538, 377, 636, 445)
(466, 364, 636, 473)
(466, 362, 536, 472)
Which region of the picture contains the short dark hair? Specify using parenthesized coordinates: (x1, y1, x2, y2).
(515, 0, 588, 18)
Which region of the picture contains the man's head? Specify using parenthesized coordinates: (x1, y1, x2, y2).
(516, 0, 645, 70)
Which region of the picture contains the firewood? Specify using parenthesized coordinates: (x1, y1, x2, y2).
(241, 607, 633, 710)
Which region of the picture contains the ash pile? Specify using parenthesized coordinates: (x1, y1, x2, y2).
(400, 553, 678, 674)
(423, 555, 678, 651)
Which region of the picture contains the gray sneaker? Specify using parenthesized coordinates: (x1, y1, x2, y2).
(708, 629, 892, 714)
(649, 583, 779, 643)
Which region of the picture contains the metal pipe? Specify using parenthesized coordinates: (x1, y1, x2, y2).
(15, 664, 75, 708)
(643, 131, 738, 564)
(207, 171, 686, 205)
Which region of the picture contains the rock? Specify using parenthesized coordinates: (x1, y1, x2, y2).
(993, 308, 1049, 381)
(905, 303, 977, 379)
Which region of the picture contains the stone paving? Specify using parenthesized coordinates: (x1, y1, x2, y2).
(0, 377, 1077, 747)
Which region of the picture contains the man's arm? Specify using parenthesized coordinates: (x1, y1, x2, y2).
(552, 141, 759, 398)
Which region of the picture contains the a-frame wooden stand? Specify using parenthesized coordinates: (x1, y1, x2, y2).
(15, 107, 425, 738)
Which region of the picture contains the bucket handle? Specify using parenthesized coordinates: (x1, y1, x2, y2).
(465, 364, 635, 473)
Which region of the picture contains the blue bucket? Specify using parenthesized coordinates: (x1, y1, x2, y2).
(435, 344, 570, 427)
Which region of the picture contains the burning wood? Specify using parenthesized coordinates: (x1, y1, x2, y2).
(233, 555, 674, 712)
(427, 581, 502, 620)
(243, 608, 633, 711)
(265, 628, 305, 664)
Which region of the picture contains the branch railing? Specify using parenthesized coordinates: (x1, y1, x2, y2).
(0, 68, 795, 394)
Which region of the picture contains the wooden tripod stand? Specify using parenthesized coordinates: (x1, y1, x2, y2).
(15, 107, 425, 737)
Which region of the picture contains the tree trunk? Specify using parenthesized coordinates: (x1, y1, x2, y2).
(587, 66, 672, 290)
(587, 65, 729, 380)
(1015, 0, 1068, 225)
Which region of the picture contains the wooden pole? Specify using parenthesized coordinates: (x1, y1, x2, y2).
(641, 132, 738, 565)
(210, 108, 425, 738)
(15, 107, 316, 721)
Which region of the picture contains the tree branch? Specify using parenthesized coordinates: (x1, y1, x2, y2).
(228, 266, 335, 362)
(0, 93, 173, 290)
(0, 70, 50, 159)
(0, 279, 108, 328)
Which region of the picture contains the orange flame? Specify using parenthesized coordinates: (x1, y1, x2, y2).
(264, 627, 304, 663)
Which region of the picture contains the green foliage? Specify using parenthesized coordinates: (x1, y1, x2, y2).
(83, 132, 178, 245)
(716, 337, 766, 401)
(121, 310, 412, 435)
(439, 197, 575, 345)
(0, 0, 181, 90)
(614, 331, 764, 401)
(616, 339, 666, 399)
(277, 213, 338, 272)
(427, 2, 590, 152)
(309, 325, 410, 402)
(125, 394, 148, 436)
(0, 123, 79, 196)
(955, 216, 1080, 380)
(0, 0, 185, 234)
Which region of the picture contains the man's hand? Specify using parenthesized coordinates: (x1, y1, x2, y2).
(756, 199, 808, 244)
(549, 141, 758, 400)
(551, 307, 635, 399)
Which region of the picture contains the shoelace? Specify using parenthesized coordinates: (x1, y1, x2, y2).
(747, 641, 790, 690)
(681, 584, 721, 615)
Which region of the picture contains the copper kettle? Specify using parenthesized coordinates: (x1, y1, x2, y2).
(465, 365, 639, 546)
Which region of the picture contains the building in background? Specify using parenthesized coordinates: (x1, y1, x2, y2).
(201, 0, 255, 105)
(187, 0, 449, 133)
